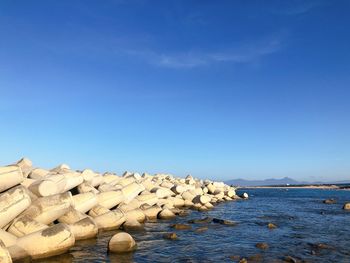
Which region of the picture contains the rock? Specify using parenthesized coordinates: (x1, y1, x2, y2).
(108, 232, 136, 254)
(284, 256, 298, 263)
(268, 223, 277, 229)
(239, 258, 248, 263)
(188, 217, 212, 224)
(310, 243, 334, 250)
(212, 218, 237, 226)
(163, 232, 177, 240)
(323, 199, 336, 204)
(240, 192, 249, 199)
(195, 226, 208, 233)
(343, 202, 350, 210)
(248, 254, 263, 262)
(229, 255, 241, 261)
(255, 242, 269, 250)
(170, 224, 191, 230)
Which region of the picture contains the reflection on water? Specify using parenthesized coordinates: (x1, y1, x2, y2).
(29, 189, 350, 263)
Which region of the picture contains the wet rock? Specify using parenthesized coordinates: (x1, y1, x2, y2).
(177, 210, 190, 217)
(229, 255, 240, 261)
(170, 224, 191, 230)
(284, 256, 298, 263)
(268, 223, 277, 229)
(323, 199, 336, 204)
(310, 243, 334, 250)
(239, 258, 248, 263)
(163, 232, 177, 240)
(108, 232, 136, 254)
(195, 226, 208, 233)
(248, 254, 263, 262)
(343, 202, 350, 210)
(240, 192, 249, 199)
(212, 218, 237, 226)
(255, 242, 269, 250)
(187, 217, 212, 224)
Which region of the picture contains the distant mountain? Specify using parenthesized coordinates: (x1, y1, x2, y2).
(225, 177, 350, 187)
(225, 177, 302, 186)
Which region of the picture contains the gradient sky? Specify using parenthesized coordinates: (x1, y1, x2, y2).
(0, 0, 349, 181)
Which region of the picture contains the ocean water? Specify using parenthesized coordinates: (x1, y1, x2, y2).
(32, 189, 350, 263)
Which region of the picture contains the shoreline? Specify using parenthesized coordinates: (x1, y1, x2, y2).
(238, 185, 350, 190)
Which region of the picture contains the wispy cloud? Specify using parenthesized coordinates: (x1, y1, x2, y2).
(270, 0, 330, 15)
(118, 36, 283, 69)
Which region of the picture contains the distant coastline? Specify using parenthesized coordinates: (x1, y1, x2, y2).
(237, 184, 350, 190)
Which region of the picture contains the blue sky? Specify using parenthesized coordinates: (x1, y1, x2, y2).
(0, 0, 349, 181)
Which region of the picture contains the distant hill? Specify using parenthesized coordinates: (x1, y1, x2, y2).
(225, 177, 350, 187)
(225, 177, 303, 187)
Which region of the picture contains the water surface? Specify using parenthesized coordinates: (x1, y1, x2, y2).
(33, 189, 350, 262)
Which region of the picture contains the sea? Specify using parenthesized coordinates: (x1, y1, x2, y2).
(32, 188, 350, 263)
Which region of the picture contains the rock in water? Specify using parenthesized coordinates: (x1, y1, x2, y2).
(170, 224, 191, 230)
(188, 217, 212, 224)
(212, 218, 237, 226)
(108, 232, 136, 253)
(268, 223, 277, 229)
(163, 233, 177, 240)
(195, 226, 208, 233)
(323, 199, 336, 204)
(255, 242, 269, 250)
(241, 192, 249, 199)
(343, 203, 350, 210)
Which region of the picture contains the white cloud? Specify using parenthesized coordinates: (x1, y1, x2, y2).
(119, 36, 283, 69)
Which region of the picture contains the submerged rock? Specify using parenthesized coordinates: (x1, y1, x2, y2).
(108, 232, 136, 254)
(163, 232, 177, 240)
(187, 217, 212, 224)
(323, 199, 336, 204)
(170, 224, 191, 230)
(268, 223, 277, 229)
(283, 256, 298, 263)
(195, 226, 208, 233)
(255, 242, 269, 250)
(248, 254, 263, 262)
(212, 218, 237, 226)
(343, 203, 350, 210)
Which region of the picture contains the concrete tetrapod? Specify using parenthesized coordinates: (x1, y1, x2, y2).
(0, 240, 12, 263)
(28, 179, 59, 197)
(68, 217, 98, 240)
(93, 209, 126, 230)
(7, 223, 75, 260)
(21, 192, 74, 225)
(108, 232, 136, 254)
(0, 186, 32, 228)
(72, 192, 98, 213)
(97, 191, 125, 209)
(0, 230, 17, 247)
(0, 166, 24, 193)
(7, 215, 48, 237)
